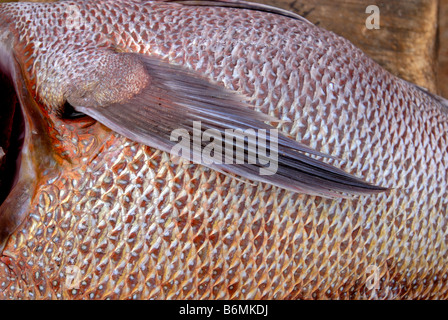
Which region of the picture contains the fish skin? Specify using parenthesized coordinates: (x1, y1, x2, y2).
(0, 0, 447, 299)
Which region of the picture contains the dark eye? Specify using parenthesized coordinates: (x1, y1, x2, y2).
(60, 101, 87, 119)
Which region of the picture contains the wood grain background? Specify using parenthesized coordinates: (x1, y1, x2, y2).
(439, 0, 448, 98)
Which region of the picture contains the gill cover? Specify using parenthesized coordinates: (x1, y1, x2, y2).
(0, 51, 56, 253)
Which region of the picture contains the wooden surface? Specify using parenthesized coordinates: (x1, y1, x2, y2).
(439, 0, 448, 98)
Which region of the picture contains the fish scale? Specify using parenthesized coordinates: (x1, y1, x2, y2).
(0, 0, 447, 299)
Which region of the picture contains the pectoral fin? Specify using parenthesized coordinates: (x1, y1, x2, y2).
(67, 51, 387, 198)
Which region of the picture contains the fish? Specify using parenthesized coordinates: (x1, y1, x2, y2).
(0, 0, 447, 299)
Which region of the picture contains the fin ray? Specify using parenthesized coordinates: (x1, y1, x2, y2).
(160, 0, 314, 25)
(69, 52, 387, 198)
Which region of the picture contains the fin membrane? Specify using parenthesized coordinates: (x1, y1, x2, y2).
(68, 51, 387, 198)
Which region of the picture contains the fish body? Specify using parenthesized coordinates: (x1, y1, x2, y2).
(0, 0, 447, 299)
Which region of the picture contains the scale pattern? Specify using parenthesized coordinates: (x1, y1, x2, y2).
(0, 0, 448, 299)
